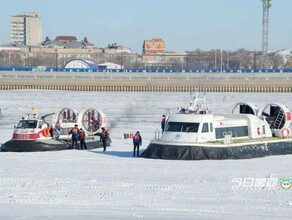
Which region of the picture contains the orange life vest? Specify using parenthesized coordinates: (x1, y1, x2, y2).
(133, 135, 140, 140)
(101, 130, 108, 139)
(44, 127, 50, 137)
(71, 128, 79, 134)
(79, 130, 85, 138)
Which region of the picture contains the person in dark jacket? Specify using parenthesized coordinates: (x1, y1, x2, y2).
(79, 128, 87, 150)
(161, 115, 166, 131)
(100, 127, 109, 151)
(69, 124, 80, 149)
(133, 131, 142, 157)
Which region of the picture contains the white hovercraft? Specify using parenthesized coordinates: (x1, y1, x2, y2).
(141, 93, 292, 160)
(1, 108, 111, 152)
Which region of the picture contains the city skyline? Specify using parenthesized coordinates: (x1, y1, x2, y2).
(1, 0, 292, 53)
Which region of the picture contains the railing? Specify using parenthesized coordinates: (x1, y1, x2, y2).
(1, 67, 292, 73)
(1, 71, 292, 81)
(1, 71, 292, 92)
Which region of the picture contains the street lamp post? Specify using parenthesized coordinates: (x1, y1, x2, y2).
(214, 50, 217, 69)
(227, 40, 233, 70)
(120, 49, 123, 70)
(254, 50, 258, 69)
(220, 49, 223, 72)
(23, 54, 26, 67)
(55, 49, 58, 71)
(186, 52, 189, 70)
(181, 59, 184, 72)
(227, 50, 229, 69)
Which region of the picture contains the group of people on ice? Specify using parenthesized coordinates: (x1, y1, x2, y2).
(68, 124, 109, 151)
(57, 114, 166, 156)
(68, 124, 88, 150)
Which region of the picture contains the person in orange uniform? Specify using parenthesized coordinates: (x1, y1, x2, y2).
(100, 127, 109, 151)
(133, 131, 142, 157)
(79, 128, 87, 150)
(69, 124, 80, 149)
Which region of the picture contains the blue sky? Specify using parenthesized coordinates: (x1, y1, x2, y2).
(1, 0, 291, 53)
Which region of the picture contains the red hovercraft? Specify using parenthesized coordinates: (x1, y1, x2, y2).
(1, 108, 111, 152)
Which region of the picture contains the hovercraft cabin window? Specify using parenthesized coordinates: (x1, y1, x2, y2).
(165, 122, 200, 133)
(16, 120, 38, 129)
(215, 126, 248, 139)
(201, 123, 214, 133)
(202, 123, 209, 133)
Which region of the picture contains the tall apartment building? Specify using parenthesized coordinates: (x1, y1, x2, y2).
(143, 38, 166, 54)
(10, 12, 42, 46)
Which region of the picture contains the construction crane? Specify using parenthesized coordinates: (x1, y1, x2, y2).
(262, 0, 271, 68)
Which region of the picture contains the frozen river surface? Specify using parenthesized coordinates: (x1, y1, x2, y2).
(0, 90, 291, 219)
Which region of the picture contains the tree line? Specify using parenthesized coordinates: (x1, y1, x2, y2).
(0, 48, 291, 69)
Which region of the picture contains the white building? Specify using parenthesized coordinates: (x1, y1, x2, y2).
(64, 59, 98, 70)
(10, 12, 42, 46)
(97, 62, 124, 69)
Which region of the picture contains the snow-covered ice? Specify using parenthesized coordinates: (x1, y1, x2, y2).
(0, 90, 291, 219)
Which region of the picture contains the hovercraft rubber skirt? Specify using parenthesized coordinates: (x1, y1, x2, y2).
(1, 138, 111, 152)
(141, 141, 292, 160)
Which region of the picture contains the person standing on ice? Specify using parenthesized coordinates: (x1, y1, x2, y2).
(54, 121, 62, 140)
(79, 128, 87, 150)
(48, 124, 53, 137)
(133, 131, 142, 157)
(161, 115, 166, 131)
(100, 127, 109, 151)
(69, 124, 80, 149)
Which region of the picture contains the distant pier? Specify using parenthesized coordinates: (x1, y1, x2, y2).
(0, 71, 292, 92)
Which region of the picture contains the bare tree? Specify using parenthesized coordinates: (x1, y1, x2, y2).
(270, 54, 285, 69)
(0, 48, 289, 70)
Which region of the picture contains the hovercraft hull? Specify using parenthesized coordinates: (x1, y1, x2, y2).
(141, 139, 292, 160)
(1, 138, 111, 152)
(1, 139, 69, 152)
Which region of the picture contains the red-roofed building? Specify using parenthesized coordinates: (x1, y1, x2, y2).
(55, 36, 77, 42)
(143, 38, 166, 54)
